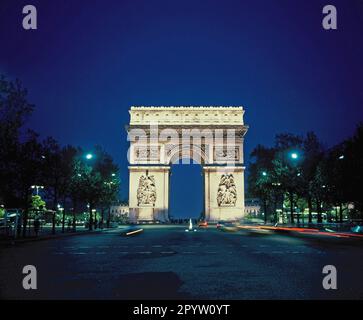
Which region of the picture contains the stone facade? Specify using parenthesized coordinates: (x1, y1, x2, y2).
(127, 106, 248, 222)
(110, 204, 129, 217)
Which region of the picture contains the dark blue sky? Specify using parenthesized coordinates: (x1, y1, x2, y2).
(1, 0, 362, 217)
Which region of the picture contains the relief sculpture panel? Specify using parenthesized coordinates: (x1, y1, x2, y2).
(217, 173, 237, 207)
(137, 173, 157, 206)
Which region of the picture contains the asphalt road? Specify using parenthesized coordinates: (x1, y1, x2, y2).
(1, 225, 363, 299)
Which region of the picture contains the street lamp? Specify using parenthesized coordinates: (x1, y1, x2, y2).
(85, 153, 93, 160)
(290, 152, 299, 160)
(57, 204, 66, 233)
(31, 185, 44, 195)
(262, 171, 267, 176)
(338, 155, 344, 160)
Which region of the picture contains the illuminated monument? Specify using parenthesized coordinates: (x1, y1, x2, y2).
(127, 106, 248, 222)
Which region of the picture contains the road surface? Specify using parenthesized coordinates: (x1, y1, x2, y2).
(1, 225, 362, 299)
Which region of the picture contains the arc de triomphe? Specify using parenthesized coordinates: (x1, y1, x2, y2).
(127, 106, 248, 222)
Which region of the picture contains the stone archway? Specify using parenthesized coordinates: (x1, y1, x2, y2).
(127, 106, 248, 222)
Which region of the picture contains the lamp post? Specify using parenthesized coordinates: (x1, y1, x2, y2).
(87, 203, 93, 230)
(84, 154, 94, 230)
(31, 185, 44, 195)
(58, 204, 65, 233)
(286, 151, 301, 224)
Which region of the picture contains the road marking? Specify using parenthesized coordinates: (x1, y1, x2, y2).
(119, 252, 129, 254)
(71, 252, 87, 255)
(160, 251, 175, 254)
(138, 251, 152, 254)
(97, 246, 109, 248)
(259, 245, 269, 247)
(271, 251, 284, 254)
(152, 245, 163, 248)
(79, 246, 91, 249)
(135, 245, 145, 248)
(182, 251, 195, 254)
(205, 251, 217, 254)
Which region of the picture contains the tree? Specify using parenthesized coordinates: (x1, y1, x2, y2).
(28, 195, 46, 219)
(273, 133, 304, 224)
(301, 132, 324, 223)
(248, 145, 276, 223)
(324, 143, 347, 222)
(16, 130, 44, 237)
(70, 147, 120, 230)
(93, 146, 119, 228)
(42, 140, 78, 233)
(309, 163, 328, 223)
(0, 76, 34, 207)
(344, 123, 363, 217)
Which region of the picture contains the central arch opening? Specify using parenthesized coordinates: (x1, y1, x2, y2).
(169, 162, 204, 220)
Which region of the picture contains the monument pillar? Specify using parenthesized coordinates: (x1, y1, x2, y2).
(203, 166, 246, 222)
(128, 166, 170, 222)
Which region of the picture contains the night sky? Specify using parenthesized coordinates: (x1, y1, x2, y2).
(1, 0, 363, 217)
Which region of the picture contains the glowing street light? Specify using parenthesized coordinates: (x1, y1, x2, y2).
(338, 155, 344, 160)
(262, 171, 267, 176)
(31, 185, 44, 195)
(85, 153, 93, 160)
(290, 152, 298, 160)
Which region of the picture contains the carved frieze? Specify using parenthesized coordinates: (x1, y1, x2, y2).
(214, 147, 239, 161)
(134, 146, 160, 161)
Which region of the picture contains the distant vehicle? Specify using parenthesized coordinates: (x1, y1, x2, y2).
(217, 221, 239, 232)
(216, 221, 225, 229)
(351, 225, 363, 234)
(198, 221, 208, 227)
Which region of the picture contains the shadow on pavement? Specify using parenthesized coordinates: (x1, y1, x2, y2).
(112, 272, 189, 299)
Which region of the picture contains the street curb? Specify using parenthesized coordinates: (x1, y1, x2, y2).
(0, 228, 118, 247)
